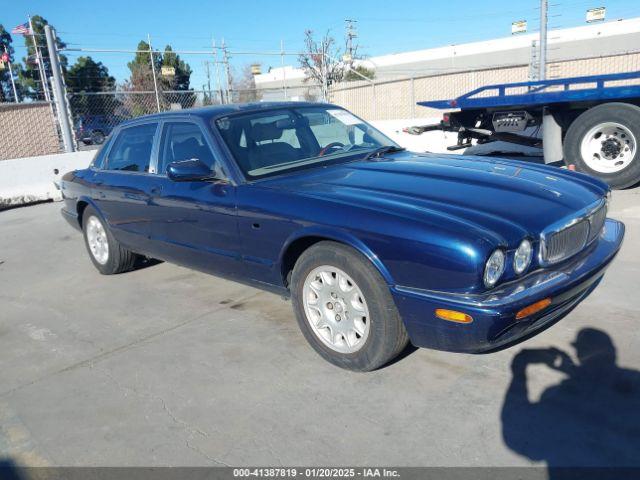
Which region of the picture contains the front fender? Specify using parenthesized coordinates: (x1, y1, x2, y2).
(279, 226, 396, 286)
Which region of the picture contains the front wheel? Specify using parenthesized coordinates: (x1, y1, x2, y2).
(564, 102, 640, 189)
(291, 241, 409, 371)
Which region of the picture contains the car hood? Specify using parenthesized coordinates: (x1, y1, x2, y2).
(258, 152, 608, 246)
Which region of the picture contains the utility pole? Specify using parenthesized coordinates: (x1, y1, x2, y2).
(44, 25, 74, 152)
(147, 34, 161, 112)
(280, 39, 287, 100)
(29, 15, 51, 101)
(539, 0, 548, 80)
(344, 19, 358, 64)
(204, 60, 212, 101)
(222, 39, 232, 104)
(213, 38, 223, 104)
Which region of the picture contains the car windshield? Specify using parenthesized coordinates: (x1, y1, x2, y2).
(213, 106, 398, 179)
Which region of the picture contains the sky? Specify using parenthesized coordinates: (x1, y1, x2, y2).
(3, 0, 640, 91)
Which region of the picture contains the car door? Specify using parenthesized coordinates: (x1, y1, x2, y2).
(148, 120, 241, 277)
(91, 122, 162, 254)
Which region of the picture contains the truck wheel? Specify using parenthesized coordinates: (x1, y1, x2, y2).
(291, 241, 409, 371)
(564, 102, 640, 189)
(82, 205, 138, 275)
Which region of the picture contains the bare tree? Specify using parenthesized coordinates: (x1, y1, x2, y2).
(298, 30, 344, 101)
(234, 64, 262, 103)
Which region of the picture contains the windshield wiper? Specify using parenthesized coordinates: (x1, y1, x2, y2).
(363, 145, 406, 161)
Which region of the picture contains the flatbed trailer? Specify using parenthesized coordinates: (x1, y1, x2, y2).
(409, 71, 640, 189)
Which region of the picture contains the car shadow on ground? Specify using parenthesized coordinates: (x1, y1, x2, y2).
(131, 256, 163, 271)
(501, 328, 640, 478)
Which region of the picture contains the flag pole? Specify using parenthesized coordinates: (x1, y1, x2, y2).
(3, 45, 19, 102)
(28, 15, 51, 101)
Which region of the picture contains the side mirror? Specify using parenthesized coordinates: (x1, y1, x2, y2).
(166, 159, 217, 182)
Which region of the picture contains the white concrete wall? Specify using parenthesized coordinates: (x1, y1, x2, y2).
(0, 150, 96, 208)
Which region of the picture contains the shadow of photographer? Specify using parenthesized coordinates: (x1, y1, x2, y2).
(501, 328, 640, 474)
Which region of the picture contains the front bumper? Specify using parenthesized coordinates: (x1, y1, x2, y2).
(392, 219, 625, 353)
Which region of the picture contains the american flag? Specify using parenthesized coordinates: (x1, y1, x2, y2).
(11, 22, 32, 35)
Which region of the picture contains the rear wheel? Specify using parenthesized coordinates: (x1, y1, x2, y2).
(564, 102, 640, 189)
(291, 241, 409, 371)
(82, 205, 138, 275)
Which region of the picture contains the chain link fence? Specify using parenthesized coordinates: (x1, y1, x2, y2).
(3, 39, 640, 158)
(66, 84, 324, 146)
(0, 101, 62, 160)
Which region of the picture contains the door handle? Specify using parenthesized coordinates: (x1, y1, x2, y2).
(150, 187, 161, 195)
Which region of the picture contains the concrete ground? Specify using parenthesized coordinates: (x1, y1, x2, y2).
(0, 190, 639, 467)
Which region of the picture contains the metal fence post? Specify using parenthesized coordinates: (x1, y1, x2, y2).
(44, 25, 74, 153)
(147, 35, 161, 112)
(372, 83, 377, 120)
(410, 77, 416, 118)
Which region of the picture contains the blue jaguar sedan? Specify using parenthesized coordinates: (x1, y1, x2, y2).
(61, 102, 624, 371)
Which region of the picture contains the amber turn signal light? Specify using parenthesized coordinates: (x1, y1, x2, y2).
(516, 298, 552, 320)
(435, 309, 473, 324)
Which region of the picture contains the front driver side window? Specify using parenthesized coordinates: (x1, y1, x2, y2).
(158, 122, 215, 175)
(106, 123, 157, 172)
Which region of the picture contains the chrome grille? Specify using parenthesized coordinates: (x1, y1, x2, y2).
(588, 204, 607, 243)
(543, 220, 590, 264)
(540, 199, 607, 265)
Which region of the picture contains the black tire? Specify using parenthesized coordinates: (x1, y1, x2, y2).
(564, 102, 640, 189)
(91, 130, 105, 145)
(82, 205, 138, 275)
(290, 241, 409, 371)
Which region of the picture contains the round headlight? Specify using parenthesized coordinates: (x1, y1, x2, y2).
(484, 249, 506, 288)
(513, 239, 533, 275)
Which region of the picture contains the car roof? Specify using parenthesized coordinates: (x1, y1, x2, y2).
(118, 101, 333, 127)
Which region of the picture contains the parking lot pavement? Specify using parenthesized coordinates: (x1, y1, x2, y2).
(0, 190, 639, 467)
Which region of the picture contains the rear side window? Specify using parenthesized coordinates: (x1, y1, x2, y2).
(106, 123, 157, 172)
(158, 122, 215, 174)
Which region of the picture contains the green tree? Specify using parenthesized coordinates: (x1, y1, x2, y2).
(123, 40, 161, 116)
(19, 15, 67, 100)
(160, 45, 192, 91)
(124, 41, 194, 112)
(126, 40, 160, 92)
(66, 56, 115, 93)
(160, 45, 194, 108)
(343, 64, 375, 82)
(66, 56, 117, 123)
